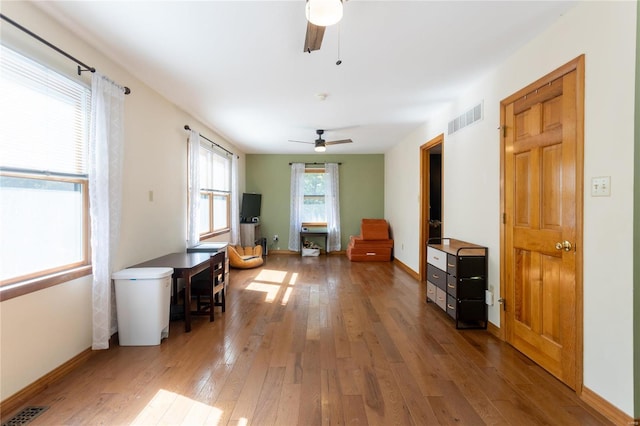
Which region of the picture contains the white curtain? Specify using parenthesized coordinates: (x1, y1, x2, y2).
(325, 163, 341, 252)
(230, 154, 240, 245)
(89, 72, 125, 350)
(288, 163, 306, 251)
(187, 131, 201, 248)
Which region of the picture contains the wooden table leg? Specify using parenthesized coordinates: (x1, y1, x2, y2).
(184, 272, 191, 333)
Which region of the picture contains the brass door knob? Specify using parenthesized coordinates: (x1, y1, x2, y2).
(555, 240, 573, 252)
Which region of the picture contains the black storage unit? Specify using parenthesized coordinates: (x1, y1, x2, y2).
(426, 238, 488, 329)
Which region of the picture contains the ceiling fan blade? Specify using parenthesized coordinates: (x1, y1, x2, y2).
(325, 139, 353, 145)
(288, 139, 314, 144)
(304, 22, 325, 52)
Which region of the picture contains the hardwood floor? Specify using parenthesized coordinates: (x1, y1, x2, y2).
(3, 255, 611, 425)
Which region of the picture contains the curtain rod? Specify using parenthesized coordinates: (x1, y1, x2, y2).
(0, 13, 131, 95)
(289, 162, 342, 165)
(184, 125, 236, 158)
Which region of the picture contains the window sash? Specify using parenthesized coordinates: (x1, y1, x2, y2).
(0, 44, 91, 176)
(199, 191, 230, 238)
(302, 170, 327, 224)
(0, 172, 90, 286)
(199, 142, 230, 192)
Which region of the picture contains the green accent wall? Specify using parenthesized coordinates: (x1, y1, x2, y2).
(634, 1, 640, 417)
(245, 154, 384, 251)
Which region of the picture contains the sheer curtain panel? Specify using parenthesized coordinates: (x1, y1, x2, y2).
(288, 163, 306, 251)
(325, 163, 341, 252)
(187, 130, 201, 247)
(230, 155, 240, 245)
(90, 72, 125, 350)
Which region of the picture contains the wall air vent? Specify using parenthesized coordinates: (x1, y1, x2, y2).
(447, 102, 483, 135)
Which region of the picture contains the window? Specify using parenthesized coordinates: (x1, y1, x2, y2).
(198, 143, 231, 238)
(302, 167, 326, 224)
(0, 45, 92, 291)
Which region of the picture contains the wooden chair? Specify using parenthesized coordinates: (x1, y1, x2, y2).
(190, 251, 226, 321)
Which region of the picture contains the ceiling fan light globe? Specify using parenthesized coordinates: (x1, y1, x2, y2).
(314, 145, 327, 153)
(306, 0, 343, 27)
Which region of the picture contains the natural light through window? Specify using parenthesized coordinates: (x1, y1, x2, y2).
(255, 269, 287, 284)
(131, 389, 224, 425)
(0, 45, 91, 286)
(281, 287, 293, 306)
(245, 269, 298, 305)
(246, 282, 281, 303)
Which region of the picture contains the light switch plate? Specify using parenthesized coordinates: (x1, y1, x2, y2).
(591, 176, 611, 197)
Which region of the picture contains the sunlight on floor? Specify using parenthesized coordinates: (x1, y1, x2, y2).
(246, 282, 281, 302)
(245, 269, 298, 304)
(255, 269, 287, 283)
(131, 389, 248, 425)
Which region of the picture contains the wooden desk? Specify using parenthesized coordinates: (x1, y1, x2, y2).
(131, 252, 211, 332)
(300, 229, 329, 255)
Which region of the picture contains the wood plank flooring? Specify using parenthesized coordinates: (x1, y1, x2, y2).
(2, 255, 612, 425)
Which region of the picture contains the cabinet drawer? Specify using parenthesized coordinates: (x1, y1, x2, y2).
(435, 287, 447, 311)
(456, 300, 486, 322)
(446, 275, 457, 298)
(457, 278, 486, 299)
(427, 264, 446, 290)
(457, 256, 486, 278)
(427, 247, 447, 271)
(446, 254, 457, 276)
(426, 281, 437, 303)
(446, 294, 457, 319)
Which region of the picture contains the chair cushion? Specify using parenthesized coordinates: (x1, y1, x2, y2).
(228, 245, 264, 269)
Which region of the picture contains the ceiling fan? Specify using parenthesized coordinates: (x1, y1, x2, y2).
(303, 0, 344, 53)
(289, 129, 353, 152)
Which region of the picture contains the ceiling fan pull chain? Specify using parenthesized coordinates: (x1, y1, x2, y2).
(336, 22, 342, 65)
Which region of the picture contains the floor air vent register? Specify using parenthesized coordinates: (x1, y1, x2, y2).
(2, 407, 49, 426)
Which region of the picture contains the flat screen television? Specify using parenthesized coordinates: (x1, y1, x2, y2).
(240, 193, 262, 222)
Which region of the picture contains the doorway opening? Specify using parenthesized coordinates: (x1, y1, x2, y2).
(419, 134, 444, 282)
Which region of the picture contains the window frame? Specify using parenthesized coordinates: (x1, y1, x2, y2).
(301, 167, 327, 227)
(0, 44, 93, 301)
(197, 142, 232, 240)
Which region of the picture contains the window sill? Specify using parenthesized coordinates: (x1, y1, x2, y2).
(0, 265, 92, 302)
(200, 228, 231, 241)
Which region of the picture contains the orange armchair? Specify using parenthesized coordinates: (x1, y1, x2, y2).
(346, 219, 394, 261)
(228, 245, 264, 269)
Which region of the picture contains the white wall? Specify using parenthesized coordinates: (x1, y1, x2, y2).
(0, 1, 245, 402)
(386, 0, 636, 417)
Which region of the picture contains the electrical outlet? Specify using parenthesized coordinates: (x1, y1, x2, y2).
(273, 234, 279, 241)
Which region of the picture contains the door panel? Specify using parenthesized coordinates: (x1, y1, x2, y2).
(503, 60, 582, 390)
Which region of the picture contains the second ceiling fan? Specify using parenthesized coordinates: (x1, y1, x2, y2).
(303, 0, 344, 53)
(289, 129, 353, 152)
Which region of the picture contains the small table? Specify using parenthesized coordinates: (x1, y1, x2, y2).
(187, 242, 228, 253)
(131, 252, 211, 332)
(300, 228, 329, 255)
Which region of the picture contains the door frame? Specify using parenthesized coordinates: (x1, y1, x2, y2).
(499, 55, 585, 392)
(419, 134, 444, 282)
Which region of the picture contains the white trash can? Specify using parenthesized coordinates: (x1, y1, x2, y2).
(112, 267, 173, 346)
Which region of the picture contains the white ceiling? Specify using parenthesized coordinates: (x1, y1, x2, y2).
(33, 1, 576, 154)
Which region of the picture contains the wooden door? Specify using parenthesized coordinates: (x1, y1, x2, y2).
(502, 56, 584, 390)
